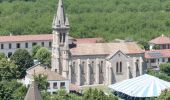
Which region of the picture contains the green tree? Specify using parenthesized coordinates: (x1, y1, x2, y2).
(11, 49, 34, 78)
(0, 80, 27, 100)
(0, 58, 19, 81)
(0, 53, 6, 60)
(160, 63, 170, 75)
(35, 47, 51, 67)
(34, 74, 48, 91)
(32, 45, 41, 58)
(157, 90, 170, 100)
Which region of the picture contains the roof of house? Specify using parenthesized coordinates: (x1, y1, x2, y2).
(26, 64, 67, 81)
(145, 49, 170, 59)
(75, 38, 103, 44)
(70, 42, 143, 56)
(149, 34, 170, 44)
(24, 81, 43, 100)
(0, 34, 52, 42)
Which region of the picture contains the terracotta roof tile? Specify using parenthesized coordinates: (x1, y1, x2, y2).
(71, 42, 143, 56)
(0, 34, 52, 42)
(145, 49, 170, 59)
(149, 35, 170, 44)
(27, 64, 67, 81)
(75, 38, 103, 44)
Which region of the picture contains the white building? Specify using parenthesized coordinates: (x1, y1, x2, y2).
(24, 64, 70, 94)
(0, 34, 52, 57)
(145, 49, 170, 69)
(149, 34, 170, 50)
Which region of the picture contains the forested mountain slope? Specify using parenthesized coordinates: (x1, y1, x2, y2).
(0, 0, 170, 41)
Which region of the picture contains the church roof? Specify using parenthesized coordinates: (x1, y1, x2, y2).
(24, 81, 43, 100)
(149, 34, 170, 44)
(26, 64, 67, 81)
(145, 49, 170, 59)
(71, 42, 143, 56)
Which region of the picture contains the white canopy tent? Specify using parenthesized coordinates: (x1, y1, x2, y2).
(108, 74, 170, 98)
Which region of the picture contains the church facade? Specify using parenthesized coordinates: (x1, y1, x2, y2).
(51, 0, 146, 86)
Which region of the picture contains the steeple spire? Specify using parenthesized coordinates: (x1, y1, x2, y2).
(53, 0, 69, 28)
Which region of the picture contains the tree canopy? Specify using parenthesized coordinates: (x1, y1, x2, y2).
(35, 47, 51, 67)
(11, 49, 33, 78)
(1, 0, 170, 41)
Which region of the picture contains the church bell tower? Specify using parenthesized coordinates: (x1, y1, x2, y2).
(51, 0, 70, 78)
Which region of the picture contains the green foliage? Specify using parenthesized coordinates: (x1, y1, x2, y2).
(35, 47, 51, 67)
(0, 80, 27, 100)
(156, 89, 170, 100)
(83, 88, 118, 100)
(160, 63, 170, 75)
(11, 49, 33, 78)
(153, 44, 160, 49)
(0, 58, 19, 80)
(34, 74, 47, 91)
(1, 0, 170, 41)
(32, 45, 41, 58)
(0, 52, 6, 60)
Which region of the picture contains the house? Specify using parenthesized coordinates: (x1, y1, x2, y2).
(149, 34, 170, 50)
(24, 64, 70, 94)
(145, 49, 170, 68)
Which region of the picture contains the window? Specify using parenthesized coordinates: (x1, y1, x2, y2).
(16, 43, 20, 48)
(136, 60, 139, 72)
(100, 61, 103, 73)
(49, 42, 52, 47)
(32, 42, 37, 46)
(90, 61, 94, 74)
(53, 82, 57, 89)
(168, 58, 170, 62)
(25, 43, 28, 48)
(116, 61, 122, 74)
(116, 62, 119, 73)
(60, 82, 65, 88)
(81, 62, 85, 74)
(63, 33, 65, 43)
(150, 59, 156, 63)
(9, 43, 11, 49)
(120, 62, 122, 73)
(47, 83, 50, 89)
(60, 33, 62, 43)
(1, 44, 4, 49)
(41, 42, 44, 47)
(162, 58, 165, 62)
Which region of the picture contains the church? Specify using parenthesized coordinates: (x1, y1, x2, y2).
(51, 0, 146, 86)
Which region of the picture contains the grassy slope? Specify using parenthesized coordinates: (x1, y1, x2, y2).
(0, 0, 170, 41)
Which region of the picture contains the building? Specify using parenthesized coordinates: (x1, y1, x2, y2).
(25, 64, 70, 94)
(149, 34, 170, 50)
(51, 0, 146, 86)
(145, 49, 170, 68)
(0, 34, 52, 57)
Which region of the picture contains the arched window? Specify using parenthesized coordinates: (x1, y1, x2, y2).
(116, 62, 119, 73)
(81, 62, 85, 74)
(120, 62, 122, 73)
(100, 61, 103, 73)
(72, 62, 75, 74)
(136, 60, 139, 72)
(63, 33, 65, 43)
(91, 61, 94, 74)
(59, 33, 62, 43)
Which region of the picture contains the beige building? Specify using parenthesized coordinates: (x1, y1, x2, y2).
(51, 0, 146, 86)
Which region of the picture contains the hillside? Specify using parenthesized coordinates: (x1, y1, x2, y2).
(0, 0, 170, 41)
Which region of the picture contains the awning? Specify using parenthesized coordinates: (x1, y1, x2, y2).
(108, 74, 170, 97)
